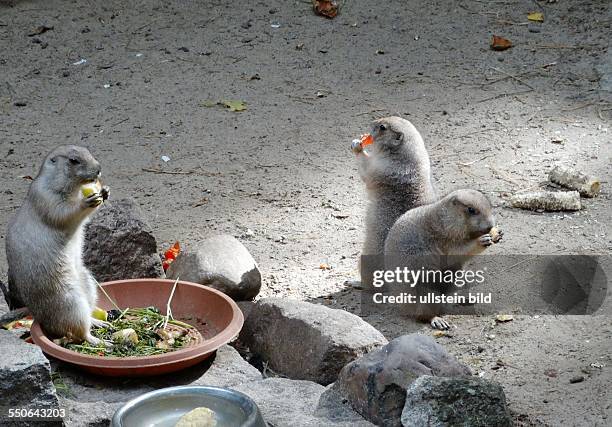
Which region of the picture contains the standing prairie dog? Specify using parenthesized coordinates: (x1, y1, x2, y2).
(354, 117, 437, 257)
(384, 189, 503, 330)
(5, 146, 109, 345)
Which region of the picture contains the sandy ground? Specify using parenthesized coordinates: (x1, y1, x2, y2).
(0, 0, 611, 425)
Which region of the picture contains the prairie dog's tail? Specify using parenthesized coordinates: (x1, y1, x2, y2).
(0, 278, 31, 325)
(0, 307, 30, 326)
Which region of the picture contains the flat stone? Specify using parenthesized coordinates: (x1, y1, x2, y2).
(167, 234, 261, 301)
(54, 345, 260, 426)
(323, 334, 472, 426)
(401, 376, 512, 427)
(84, 198, 164, 282)
(233, 378, 373, 426)
(0, 330, 60, 426)
(240, 298, 387, 385)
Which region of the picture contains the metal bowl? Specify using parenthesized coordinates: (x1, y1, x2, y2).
(111, 386, 266, 427)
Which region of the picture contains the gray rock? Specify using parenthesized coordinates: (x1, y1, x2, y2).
(84, 198, 164, 282)
(401, 376, 512, 427)
(233, 378, 373, 427)
(188, 344, 262, 387)
(54, 344, 260, 426)
(167, 234, 261, 301)
(236, 300, 255, 320)
(324, 334, 472, 426)
(0, 330, 61, 426)
(240, 298, 387, 385)
(61, 400, 121, 427)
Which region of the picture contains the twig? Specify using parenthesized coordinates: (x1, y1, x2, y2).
(534, 44, 586, 50)
(489, 67, 535, 90)
(458, 153, 496, 166)
(141, 167, 194, 175)
(561, 101, 610, 112)
(111, 117, 129, 127)
(456, 128, 499, 139)
(163, 277, 180, 330)
(476, 89, 533, 103)
(94, 279, 121, 311)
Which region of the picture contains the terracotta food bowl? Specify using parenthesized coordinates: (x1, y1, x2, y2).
(30, 279, 244, 377)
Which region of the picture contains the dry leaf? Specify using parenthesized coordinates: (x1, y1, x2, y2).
(491, 35, 512, 51)
(313, 0, 338, 19)
(319, 263, 332, 270)
(28, 25, 53, 37)
(527, 12, 544, 22)
(495, 314, 514, 322)
(220, 100, 247, 112)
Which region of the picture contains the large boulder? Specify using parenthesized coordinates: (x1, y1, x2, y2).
(321, 334, 472, 426)
(166, 234, 261, 301)
(233, 378, 373, 426)
(240, 298, 387, 385)
(401, 376, 512, 427)
(0, 330, 61, 426)
(84, 198, 164, 282)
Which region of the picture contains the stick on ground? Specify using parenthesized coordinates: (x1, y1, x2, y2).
(510, 191, 581, 211)
(549, 165, 600, 198)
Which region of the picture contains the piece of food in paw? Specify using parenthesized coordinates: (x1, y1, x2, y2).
(489, 227, 502, 242)
(81, 180, 102, 198)
(351, 133, 374, 154)
(92, 307, 108, 321)
(111, 328, 139, 345)
(175, 407, 217, 427)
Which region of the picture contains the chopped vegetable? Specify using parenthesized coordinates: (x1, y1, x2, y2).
(62, 306, 199, 357)
(163, 241, 181, 271)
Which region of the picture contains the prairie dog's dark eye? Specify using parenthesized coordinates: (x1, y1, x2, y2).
(379, 123, 387, 132)
(467, 207, 478, 215)
(69, 157, 80, 165)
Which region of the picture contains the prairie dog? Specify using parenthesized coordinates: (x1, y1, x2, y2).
(355, 117, 436, 256)
(5, 146, 109, 344)
(384, 189, 502, 329)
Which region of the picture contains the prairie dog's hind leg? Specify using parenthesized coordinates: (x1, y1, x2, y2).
(80, 269, 98, 311)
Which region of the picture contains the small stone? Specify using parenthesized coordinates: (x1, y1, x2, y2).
(569, 375, 584, 384)
(84, 198, 165, 282)
(178, 46, 190, 52)
(240, 298, 387, 385)
(401, 376, 512, 427)
(167, 234, 261, 301)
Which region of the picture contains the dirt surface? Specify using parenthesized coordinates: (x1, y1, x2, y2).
(0, 0, 611, 425)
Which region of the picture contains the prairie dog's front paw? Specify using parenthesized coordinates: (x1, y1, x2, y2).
(82, 194, 103, 209)
(478, 234, 493, 247)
